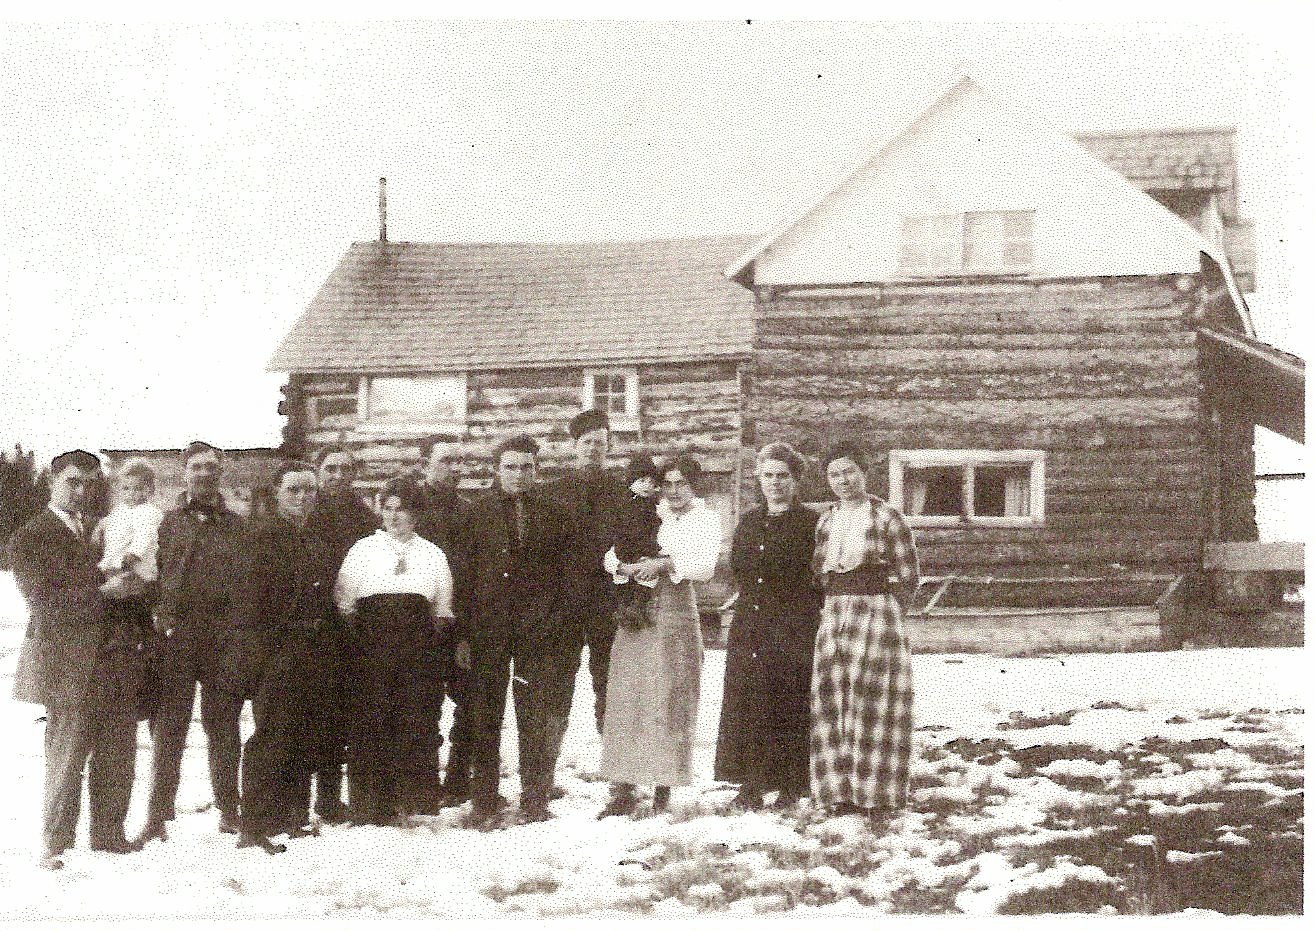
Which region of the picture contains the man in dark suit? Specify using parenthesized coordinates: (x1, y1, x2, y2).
(553, 409, 629, 733)
(10, 450, 146, 870)
(460, 434, 573, 828)
(137, 441, 257, 844)
(302, 447, 378, 823)
(414, 434, 473, 805)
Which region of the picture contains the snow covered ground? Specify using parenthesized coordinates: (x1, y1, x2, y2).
(0, 572, 1304, 918)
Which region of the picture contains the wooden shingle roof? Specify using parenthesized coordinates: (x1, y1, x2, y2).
(1075, 127, 1239, 217)
(269, 236, 756, 374)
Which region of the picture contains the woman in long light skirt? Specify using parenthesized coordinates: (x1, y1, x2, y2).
(597, 454, 722, 817)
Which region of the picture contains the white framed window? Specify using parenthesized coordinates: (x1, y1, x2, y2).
(899, 210, 1035, 276)
(306, 393, 360, 429)
(889, 449, 1045, 527)
(582, 368, 639, 430)
(364, 374, 467, 432)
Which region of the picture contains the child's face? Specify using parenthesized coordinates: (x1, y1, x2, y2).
(630, 476, 658, 498)
(120, 475, 152, 506)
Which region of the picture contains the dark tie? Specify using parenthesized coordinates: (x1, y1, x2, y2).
(514, 496, 527, 546)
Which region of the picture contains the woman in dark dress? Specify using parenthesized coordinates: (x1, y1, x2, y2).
(714, 442, 822, 810)
(333, 478, 455, 825)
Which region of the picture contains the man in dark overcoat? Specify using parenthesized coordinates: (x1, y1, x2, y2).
(10, 450, 146, 869)
(552, 408, 629, 733)
(460, 434, 573, 828)
(414, 434, 474, 805)
(137, 441, 259, 843)
(301, 447, 377, 822)
(237, 461, 341, 853)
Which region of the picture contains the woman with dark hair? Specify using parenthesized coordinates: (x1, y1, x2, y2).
(714, 442, 822, 810)
(598, 454, 722, 818)
(334, 477, 455, 825)
(811, 440, 920, 823)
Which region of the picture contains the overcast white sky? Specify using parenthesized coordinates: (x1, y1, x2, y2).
(0, 18, 1308, 462)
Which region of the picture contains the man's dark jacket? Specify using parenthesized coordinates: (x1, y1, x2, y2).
(460, 488, 570, 648)
(10, 509, 143, 708)
(552, 467, 629, 626)
(245, 515, 340, 632)
(306, 491, 378, 573)
(414, 481, 469, 621)
(156, 493, 249, 627)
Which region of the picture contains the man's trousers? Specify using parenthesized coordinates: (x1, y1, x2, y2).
(145, 617, 271, 824)
(468, 635, 577, 809)
(42, 703, 137, 856)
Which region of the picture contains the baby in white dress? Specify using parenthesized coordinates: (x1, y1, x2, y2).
(97, 458, 165, 591)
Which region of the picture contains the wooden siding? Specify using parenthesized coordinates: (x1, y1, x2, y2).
(742, 277, 1216, 583)
(287, 360, 741, 485)
(283, 359, 744, 606)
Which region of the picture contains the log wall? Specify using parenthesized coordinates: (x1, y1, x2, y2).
(743, 276, 1218, 583)
(282, 359, 745, 606)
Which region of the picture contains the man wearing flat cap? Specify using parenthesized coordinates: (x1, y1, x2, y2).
(10, 450, 146, 869)
(553, 409, 630, 733)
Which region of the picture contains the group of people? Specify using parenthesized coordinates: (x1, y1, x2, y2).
(8, 407, 920, 872)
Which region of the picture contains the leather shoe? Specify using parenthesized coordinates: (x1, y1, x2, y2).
(38, 855, 65, 871)
(237, 832, 287, 855)
(91, 837, 142, 854)
(597, 787, 639, 820)
(548, 784, 567, 801)
(464, 796, 505, 831)
(517, 802, 552, 824)
(731, 788, 764, 811)
(218, 812, 241, 835)
(134, 820, 169, 846)
(283, 824, 320, 839)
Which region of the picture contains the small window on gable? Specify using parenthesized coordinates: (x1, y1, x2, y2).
(900, 210, 1035, 276)
(582, 368, 639, 430)
(890, 450, 1044, 527)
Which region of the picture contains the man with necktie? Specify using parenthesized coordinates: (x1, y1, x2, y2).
(10, 450, 146, 869)
(459, 434, 572, 828)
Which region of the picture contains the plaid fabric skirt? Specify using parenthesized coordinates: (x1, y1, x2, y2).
(810, 592, 913, 811)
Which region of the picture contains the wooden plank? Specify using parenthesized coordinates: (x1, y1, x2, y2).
(755, 371, 1199, 402)
(1203, 542, 1304, 572)
(749, 419, 1205, 453)
(916, 538, 1201, 566)
(751, 396, 1201, 429)
(757, 329, 1195, 352)
(753, 346, 1199, 376)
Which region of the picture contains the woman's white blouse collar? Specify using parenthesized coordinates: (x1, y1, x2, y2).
(657, 497, 706, 521)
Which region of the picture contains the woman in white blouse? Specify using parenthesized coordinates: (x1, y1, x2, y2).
(334, 478, 454, 825)
(598, 454, 722, 818)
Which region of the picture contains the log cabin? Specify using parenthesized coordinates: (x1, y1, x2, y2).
(267, 235, 757, 605)
(268, 73, 1302, 643)
(724, 72, 1303, 649)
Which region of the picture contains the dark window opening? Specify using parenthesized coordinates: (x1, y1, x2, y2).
(905, 466, 962, 517)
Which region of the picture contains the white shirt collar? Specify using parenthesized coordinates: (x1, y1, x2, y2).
(656, 496, 705, 522)
(47, 503, 83, 535)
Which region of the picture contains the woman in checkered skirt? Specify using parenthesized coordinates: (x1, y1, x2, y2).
(810, 441, 920, 822)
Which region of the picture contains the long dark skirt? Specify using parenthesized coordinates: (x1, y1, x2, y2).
(346, 594, 444, 824)
(714, 602, 815, 796)
(240, 626, 339, 833)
